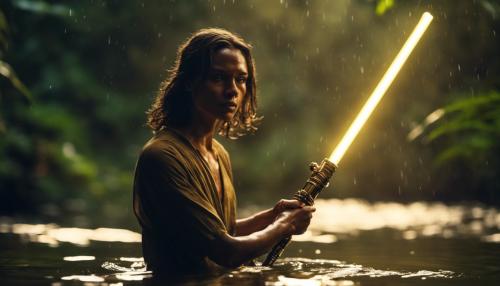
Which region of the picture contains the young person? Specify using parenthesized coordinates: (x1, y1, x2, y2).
(133, 28, 315, 276)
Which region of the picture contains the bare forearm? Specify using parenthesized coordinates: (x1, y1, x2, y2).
(208, 220, 291, 268)
(236, 199, 305, 237)
(235, 208, 276, 236)
(209, 205, 315, 268)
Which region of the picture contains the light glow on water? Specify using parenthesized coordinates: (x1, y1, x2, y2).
(61, 275, 104, 282)
(267, 276, 355, 286)
(63, 256, 95, 261)
(2, 199, 499, 248)
(483, 233, 500, 242)
(1, 200, 498, 284)
(300, 199, 500, 242)
(1, 224, 141, 246)
(292, 232, 337, 243)
(255, 258, 456, 285)
(272, 275, 323, 286)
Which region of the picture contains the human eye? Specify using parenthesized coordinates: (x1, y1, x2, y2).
(209, 73, 224, 82)
(236, 75, 247, 84)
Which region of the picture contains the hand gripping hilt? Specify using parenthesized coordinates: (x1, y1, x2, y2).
(262, 159, 336, 266)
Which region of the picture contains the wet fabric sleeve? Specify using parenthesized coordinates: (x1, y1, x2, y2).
(135, 146, 228, 249)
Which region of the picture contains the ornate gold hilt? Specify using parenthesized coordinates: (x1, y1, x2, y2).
(262, 159, 336, 266)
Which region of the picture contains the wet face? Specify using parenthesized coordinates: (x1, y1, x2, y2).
(191, 48, 248, 123)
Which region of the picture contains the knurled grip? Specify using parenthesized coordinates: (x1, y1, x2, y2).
(262, 159, 336, 266)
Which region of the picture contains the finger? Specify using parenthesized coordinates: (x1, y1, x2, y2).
(282, 199, 304, 209)
(302, 206, 316, 212)
(287, 199, 304, 207)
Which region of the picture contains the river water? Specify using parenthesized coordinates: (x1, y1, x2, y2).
(1, 199, 499, 285)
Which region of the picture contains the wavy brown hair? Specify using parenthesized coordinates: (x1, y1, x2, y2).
(147, 28, 260, 138)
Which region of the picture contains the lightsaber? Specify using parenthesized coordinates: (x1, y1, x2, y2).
(263, 12, 433, 266)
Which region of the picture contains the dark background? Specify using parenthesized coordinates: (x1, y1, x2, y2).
(1, 0, 499, 229)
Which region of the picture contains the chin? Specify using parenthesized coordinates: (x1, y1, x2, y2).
(221, 115, 235, 123)
(220, 111, 237, 122)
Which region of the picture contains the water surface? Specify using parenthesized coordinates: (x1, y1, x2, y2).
(1, 199, 499, 285)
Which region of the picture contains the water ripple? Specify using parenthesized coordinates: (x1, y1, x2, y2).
(254, 257, 457, 285)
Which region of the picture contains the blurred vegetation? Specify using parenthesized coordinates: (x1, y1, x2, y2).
(415, 92, 500, 203)
(0, 0, 499, 228)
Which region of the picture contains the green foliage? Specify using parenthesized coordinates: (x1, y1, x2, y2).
(0, 0, 140, 224)
(416, 92, 500, 202)
(376, 0, 395, 15)
(423, 92, 500, 164)
(0, 7, 31, 106)
(12, 0, 70, 16)
(1, 0, 500, 227)
(0, 60, 31, 101)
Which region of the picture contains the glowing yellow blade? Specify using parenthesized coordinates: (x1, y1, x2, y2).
(329, 12, 433, 165)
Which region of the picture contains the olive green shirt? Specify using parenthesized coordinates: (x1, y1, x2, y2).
(133, 128, 237, 275)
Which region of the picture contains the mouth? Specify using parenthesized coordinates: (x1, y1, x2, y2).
(222, 102, 238, 111)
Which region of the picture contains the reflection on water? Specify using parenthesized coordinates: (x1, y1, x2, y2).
(232, 258, 456, 283)
(63, 255, 96, 261)
(102, 258, 149, 280)
(1, 199, 499, 285)
(2, 199, 499, 247)
(97, 257, 456, 284)
(0, 223, 141, 246)
(295, 199, 500, 243)
(258, 258, 456, 285)
(61, 275, 105, 282)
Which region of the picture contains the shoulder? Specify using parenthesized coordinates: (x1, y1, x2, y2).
(137, 131, 189, 172)
(141, 137, 177, 161)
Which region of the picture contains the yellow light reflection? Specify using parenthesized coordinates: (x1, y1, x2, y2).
(63, 255, 95, 261)
(61, 275, 104, 282)
(6, 224, 141, 246)
(329, 12, 433, 165)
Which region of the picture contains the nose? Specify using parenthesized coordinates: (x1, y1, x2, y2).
(225, 79, 238, 99)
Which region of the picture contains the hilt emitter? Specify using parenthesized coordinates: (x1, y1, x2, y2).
(262, 158, 337, 266)
(301, 159, 337, 202)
